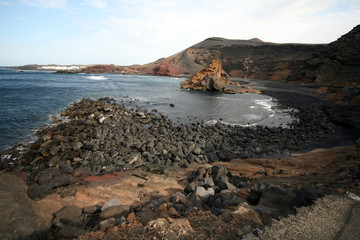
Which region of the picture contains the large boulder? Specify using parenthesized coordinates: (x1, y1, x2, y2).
(0, 173, 49, 239)
(180, 59, 230, 92)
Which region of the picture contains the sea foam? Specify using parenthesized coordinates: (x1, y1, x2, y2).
(86, 76, 108, 80)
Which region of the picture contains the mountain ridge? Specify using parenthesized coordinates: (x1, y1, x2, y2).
(139, 37, 324, 79)
(14, 25, 359, 87)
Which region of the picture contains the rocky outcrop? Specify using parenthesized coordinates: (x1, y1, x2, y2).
(287, 24, 360, 86)
(82, 64, 123, 74)
(224, 82, 261, 94)
(284, 25, 360, 132)
(180, 59, 229, 91)
(180, 59, 261, 93)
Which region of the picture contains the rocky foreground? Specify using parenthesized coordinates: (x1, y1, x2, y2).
(0, 96, 359, 239)
(1, 97, 335, 198)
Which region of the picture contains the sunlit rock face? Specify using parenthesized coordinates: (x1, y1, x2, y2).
(180, 59, 229, 91)
(180, 59, 261, 94)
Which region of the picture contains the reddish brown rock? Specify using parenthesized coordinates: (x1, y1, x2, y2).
(214, 146, 360, 179)
(180, 59, 261, 94)
(180, 59, 229, 91)
(151, 59, 181, 76)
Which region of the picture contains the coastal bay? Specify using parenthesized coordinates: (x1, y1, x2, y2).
(0, 81, 358, 238)
(1, 24, 359, 240)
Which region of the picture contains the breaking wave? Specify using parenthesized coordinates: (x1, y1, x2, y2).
(86, 76, 108, 80)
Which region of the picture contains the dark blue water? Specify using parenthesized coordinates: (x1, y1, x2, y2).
(0, 68, 295, 151)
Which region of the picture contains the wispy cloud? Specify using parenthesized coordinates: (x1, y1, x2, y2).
(88, 0, 107, 8)
(21, 0, 67, 9)
(0, 1, 11, 5)
(37, 30, 56, 36)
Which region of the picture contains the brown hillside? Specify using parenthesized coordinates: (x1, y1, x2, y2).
(140, 37, 324, 80)
(248, 38, 263, 42)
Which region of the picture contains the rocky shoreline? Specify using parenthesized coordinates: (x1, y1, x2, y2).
(1, 97, 339, 195)
(0, 94, 359, 239)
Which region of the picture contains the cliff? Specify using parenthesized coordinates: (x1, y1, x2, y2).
(287, 25, 360, 86)
(15, 26, 359, 86)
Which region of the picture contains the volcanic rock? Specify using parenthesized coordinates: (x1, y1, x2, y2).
(0, 173, 48, 239)
(145, 218, 195, 239)
(288, 24, 360, 86)
(99, 218, 117, 229)
(180, 59, 229, 91)
(195, 186, 215, 200)
(99, 205, 130, 219)
(230, 202, 263, 225)
(58, 225, 87, 238)
(55, 205, 83, 223)
(82, 64, 122, 74)
(180, 59, 260, 93)
(101, 199, 122, 211)
(138, 37, 323, 80)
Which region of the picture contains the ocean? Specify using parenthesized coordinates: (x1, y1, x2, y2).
(0, 68, 295, 151)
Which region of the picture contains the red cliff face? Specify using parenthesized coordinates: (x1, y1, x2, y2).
(151, 58, 181, 76)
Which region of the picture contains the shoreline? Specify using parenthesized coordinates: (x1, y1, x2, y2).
(0, 76, 357, 154)
(1, 91, 354, 171)
(234, 78, 358, 148)
(0, 80, 359, 239)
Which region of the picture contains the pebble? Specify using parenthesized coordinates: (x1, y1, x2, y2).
(101, 199, 122, 211)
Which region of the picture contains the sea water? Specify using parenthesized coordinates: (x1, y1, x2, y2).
(0, 68, 295, 151)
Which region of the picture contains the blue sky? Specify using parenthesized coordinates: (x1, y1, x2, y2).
(0, 0, 359, 66)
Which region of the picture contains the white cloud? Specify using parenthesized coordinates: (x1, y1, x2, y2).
(21, 0, 67, 9)
(65, 0, 359, 65)
(37, 30, 56, 36)
(3, 0, 359, 66)
(0, 1, 11, 5)
(88, 0, 107, 8)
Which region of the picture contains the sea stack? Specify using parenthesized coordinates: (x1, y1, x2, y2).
(180, 58, 261, 94)
(180, 59, 229, 92)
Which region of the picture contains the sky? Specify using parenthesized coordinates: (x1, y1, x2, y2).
(0, 0, 359, 66)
